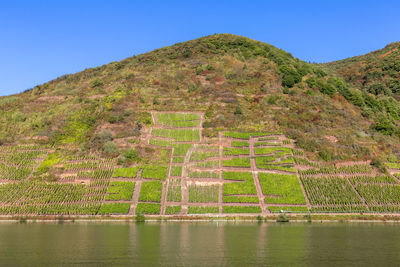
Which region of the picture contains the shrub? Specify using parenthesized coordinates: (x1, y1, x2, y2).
(206, 64, 215, 71)
(317, 80, 337, 97)
(279, 65, 302, 88)
(373, 115, 394, 135)
(97, 130, 113, 142)
(282, 75, 295, 88)
(371, 157, 388, 174)
(138, 112, 153, 126)
(103, 141, 117, 155)
(188, 83, 197, 93)
(306, 77, 317, 88)
(368, 82, 391, 96)
(277, 213, 290, 222)
(267, 95, 277, 105)
(136, 213, 145, 222)
(195, 65, 203, 75)
(124, 148, 139, 163)
(282, 87, 289, 94)
(90, 79, 103, 88)
(318, 149, 334, 161)
(234, 106, 242, 115)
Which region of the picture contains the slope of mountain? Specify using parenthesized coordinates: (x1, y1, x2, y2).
(326, 42, 400, 98)
(0, 34, 400, 217)
(324, 42, 400, 139)
(2, 34, 399, 161)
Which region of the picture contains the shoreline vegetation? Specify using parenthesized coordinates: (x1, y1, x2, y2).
(3, 214, 400, 223)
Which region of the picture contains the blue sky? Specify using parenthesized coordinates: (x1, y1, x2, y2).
(1, 0, 400, 96)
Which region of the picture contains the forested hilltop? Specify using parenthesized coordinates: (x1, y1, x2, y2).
(0, 34, 400, 216)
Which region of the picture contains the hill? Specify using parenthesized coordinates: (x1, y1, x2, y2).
(324, 42, 400, 138)
(326, 42, 400, 98)
(1, 34, 400, 217)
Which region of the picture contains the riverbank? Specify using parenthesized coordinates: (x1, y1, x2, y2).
(1, 213, 400, 223)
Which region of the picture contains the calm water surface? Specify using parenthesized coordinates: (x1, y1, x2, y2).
(0, 222, 399, 266)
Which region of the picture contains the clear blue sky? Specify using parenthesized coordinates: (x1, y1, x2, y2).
(1, 0, 400, 96)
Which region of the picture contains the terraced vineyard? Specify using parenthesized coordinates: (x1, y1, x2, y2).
(0, 111, 400, 216)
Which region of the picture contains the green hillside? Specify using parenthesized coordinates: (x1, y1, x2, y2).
(1, 34, 400, 216)
(326, 42, 400, 98)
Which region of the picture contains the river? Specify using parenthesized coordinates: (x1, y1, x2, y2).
(0, 222, 399, 266)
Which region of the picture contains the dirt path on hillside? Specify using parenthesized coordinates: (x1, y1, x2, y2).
(25, 153, 48, 181)
(291, 149, 311, 210)
(180, 145, 195, 215)
(250, 137, 267, 215)
(160, 148, 174, 215)
(129, 181, 142, 215)
(345, 176, 370, 211)
(218, 131, 223, 213)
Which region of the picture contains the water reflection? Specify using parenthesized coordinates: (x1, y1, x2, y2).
(0, 222, 399, 266)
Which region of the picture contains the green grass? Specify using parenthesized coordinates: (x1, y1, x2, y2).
(385, 162, 400, 169)
(231, 141, 249, 147)
(166, 179, 181, 202)
(258, 173, 306, 204)
(257, 164, 297, 173)
(155, 113, 201, 127)
(222, 171, 253, 181)
(254, 141, 281, 147)
(224, 132, 279, 140)
(141, 165, 168, 180)
(165, 205, 182, 215)
(195, 160, 219, 168)
(188, 206, 219, 214)
(151, 128, 200, 142)
(258, 137, 279, 141)
(105, 181, 135, 201)
(135, 203, 160, 214)
(224, 132, 251, 140)
(222, 171, 257, 202)
(139, 181, 163, 202)
(172, 157, 184, 163)
(222, 206, 262, 213)
(188, 170, 219, 178)
(255, 156, 296, 172)
(170, 166, 182, 177)
(223, 196, 259, 203)
(35, 153, 61, 174)
(149, 139, 172, 147)
(255, 156, 276, 164)
(113, 167, 139, 178)
(222, 158, 251, 168)
(223, 147, 250, 156)
(98, 203, 130, 215)
(267, 206, 309, 213)
(173, 144, 192, 156)
(188, 185, 219, 203)
(255, 147, 291, 155)
(190, 151, 219, 161)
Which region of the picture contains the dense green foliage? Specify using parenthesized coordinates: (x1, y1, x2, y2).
(105, 181, 135, 201)
(98, 203, 130, 215)
(139, 181, 163, 202)
(258, 173, 306, 204)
